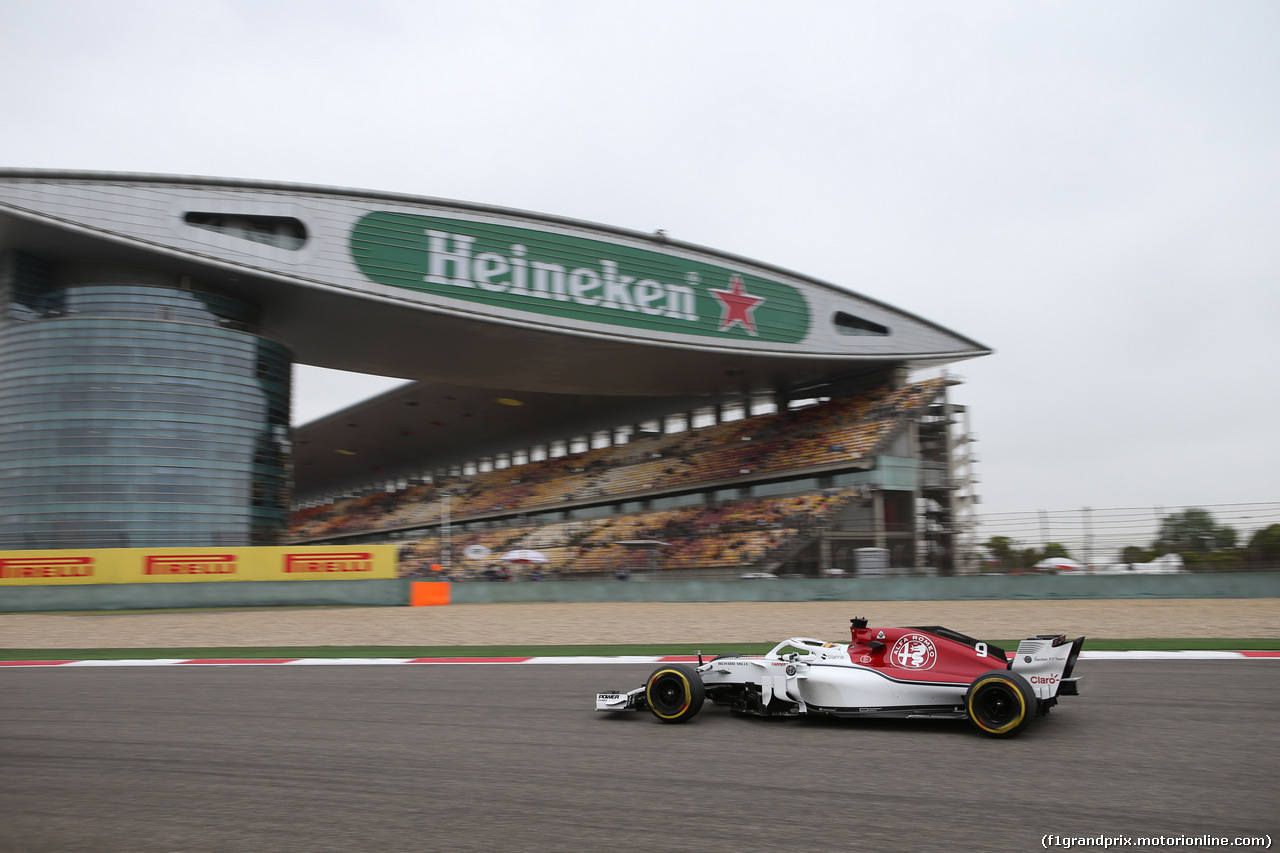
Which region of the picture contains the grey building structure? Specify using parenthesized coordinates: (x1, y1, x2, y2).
(0, 170, 988, 551)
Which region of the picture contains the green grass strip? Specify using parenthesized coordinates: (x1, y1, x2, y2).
(2, 638, 1278, 661)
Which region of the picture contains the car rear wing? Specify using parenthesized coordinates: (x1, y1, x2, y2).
(1010, 635, 1085, 699)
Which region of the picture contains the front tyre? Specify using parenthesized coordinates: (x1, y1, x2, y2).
(966, 670, 1037, 737)
(645, 664, 705, 723)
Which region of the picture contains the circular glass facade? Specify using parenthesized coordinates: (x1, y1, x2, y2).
(0, 277, 292, 549)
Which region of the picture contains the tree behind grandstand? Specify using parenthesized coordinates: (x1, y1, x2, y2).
(1244, 524, 1280, 569)
(1154, 508, 1238, 553)
(983, 536, 1072, 571)
(1134, 508, 1239, 569)
(1113, 508, 1280, 572)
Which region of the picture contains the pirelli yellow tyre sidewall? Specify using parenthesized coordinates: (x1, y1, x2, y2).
(966, 671, 1036, 737)
(645, 664, 706, 723)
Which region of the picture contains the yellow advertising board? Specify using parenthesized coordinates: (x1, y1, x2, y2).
(0, 552, 103, 585)
(0, 546, 399, 586)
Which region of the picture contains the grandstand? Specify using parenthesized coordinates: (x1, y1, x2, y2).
(289, 375, 981, 578)
(0, 170, 986, 561)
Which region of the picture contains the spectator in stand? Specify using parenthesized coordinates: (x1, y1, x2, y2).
(290, 378, 948, 577)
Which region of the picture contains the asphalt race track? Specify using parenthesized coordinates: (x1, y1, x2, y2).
(1, 662, 1276, 853)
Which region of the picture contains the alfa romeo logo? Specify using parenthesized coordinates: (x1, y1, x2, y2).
(889, 634, 937, 670)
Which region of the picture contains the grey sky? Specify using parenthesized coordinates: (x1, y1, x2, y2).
(3, 1, 1276, 517)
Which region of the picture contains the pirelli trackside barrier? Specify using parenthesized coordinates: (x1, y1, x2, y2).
(0, 546, 401, 612)
(0, 546, 397, 586)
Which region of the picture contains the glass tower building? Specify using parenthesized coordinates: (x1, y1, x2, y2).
(0, 256, 292, 549)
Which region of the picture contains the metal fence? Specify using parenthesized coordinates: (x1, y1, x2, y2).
(974, 501, 1280, 568)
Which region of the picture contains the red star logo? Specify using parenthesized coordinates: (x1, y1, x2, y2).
(711, 274, 765, 335)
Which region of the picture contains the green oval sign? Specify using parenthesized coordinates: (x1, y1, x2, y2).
(350, 212, 809, 343)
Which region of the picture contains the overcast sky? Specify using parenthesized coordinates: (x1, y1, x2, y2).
(3, 1, 1276, 518)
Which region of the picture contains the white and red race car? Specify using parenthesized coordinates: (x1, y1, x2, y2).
(596, 618, 1084, 737)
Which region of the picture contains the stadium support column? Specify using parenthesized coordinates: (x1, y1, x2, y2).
(873, 490, 886, 550)
(818, 535, 832, 575)
(910, 417, 925, 573)
(440, 491, 452, 572)
(913, 486, 925, 573)
(0, 257, 293, 549)
(950, 401, 978, 574)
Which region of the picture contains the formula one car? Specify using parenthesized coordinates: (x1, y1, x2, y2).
(596, 618, 1084, 737)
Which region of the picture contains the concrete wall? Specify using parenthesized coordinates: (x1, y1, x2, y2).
(449, 572, 1280, 604)
(0, 579, 406, 612)
(2, 573, 1276, 612)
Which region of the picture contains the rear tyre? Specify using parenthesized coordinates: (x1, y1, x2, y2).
(966, 670, 1037, 737)
(645, 663, 705, 723)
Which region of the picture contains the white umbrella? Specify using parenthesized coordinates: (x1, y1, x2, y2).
(1033, 557, 1086, 572)
(500, 549, 549, 564)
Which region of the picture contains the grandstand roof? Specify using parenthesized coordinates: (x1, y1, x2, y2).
(293, 379, 739, 495)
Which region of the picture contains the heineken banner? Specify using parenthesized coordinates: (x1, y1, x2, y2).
(351, 212, 810, 343)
